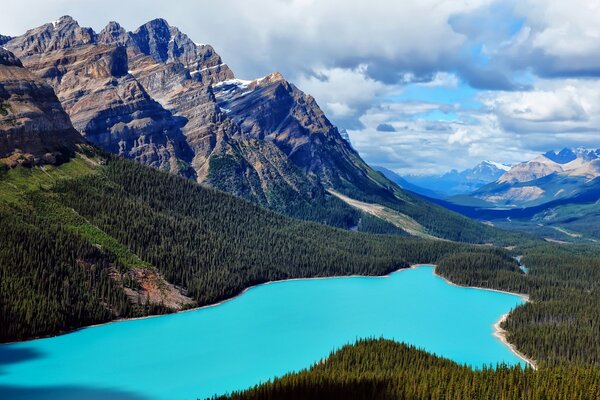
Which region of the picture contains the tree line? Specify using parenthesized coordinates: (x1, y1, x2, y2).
(216, 339, 600, 400)
(0, 156, 508, 342)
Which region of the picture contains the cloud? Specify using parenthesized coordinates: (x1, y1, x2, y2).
(448, 128, 472, 145)
(482, 79, 600, 142)
(2, 0, 600, 175)
(294, 64, 392, 128)
(491, 0, 600, 77)
(417, 72, 460, 88)
(346, 76, 600, 175)
(376, 124, 396, 132)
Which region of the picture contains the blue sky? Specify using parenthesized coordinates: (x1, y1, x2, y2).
(2, 0, 599, 174)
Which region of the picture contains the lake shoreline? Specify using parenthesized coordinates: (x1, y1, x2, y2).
(428, 267, 536, 369)
(3, 263, 536, 371)
(2, 265, 418, 345)
(493, 313, 538, 370)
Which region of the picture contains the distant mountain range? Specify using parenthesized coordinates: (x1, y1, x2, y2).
(1, 16, 505, 243)
(414, 148, 600, 242)
(373, 166, 442, 198)
(458, 147, 600, 208)
(380, 160, 511, 198)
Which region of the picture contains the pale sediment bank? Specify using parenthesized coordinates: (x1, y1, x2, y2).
(494, 313, 537, 370)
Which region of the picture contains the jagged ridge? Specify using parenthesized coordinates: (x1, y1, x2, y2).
(3, 16, 506, 241)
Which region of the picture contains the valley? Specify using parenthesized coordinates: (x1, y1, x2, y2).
(1, 10, 600, 400)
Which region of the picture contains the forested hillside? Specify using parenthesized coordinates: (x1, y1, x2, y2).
(437, 243, 600, 367)
(0, 153, 507, 342)
(217, 339, 600, 400)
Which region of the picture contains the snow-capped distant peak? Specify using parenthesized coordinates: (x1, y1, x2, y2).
(483, 160, 511, 171)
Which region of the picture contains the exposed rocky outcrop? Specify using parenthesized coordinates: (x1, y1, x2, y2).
(119, 268, 195, 310)
(0, 47, 83, 166)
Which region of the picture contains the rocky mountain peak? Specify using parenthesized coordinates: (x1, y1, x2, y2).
(129, 19, 233, 84)
(7, 15, 96, 55)
(0, 35, 12, 46)
(261, 71, 285, 85)
(544, 148, 577, 164)
(98, 21, 129, 46)
(53, 15, 76, 26)
(130, 18, 174, 63)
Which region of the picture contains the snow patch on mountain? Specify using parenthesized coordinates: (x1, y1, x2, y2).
(483, 160, 511, 171)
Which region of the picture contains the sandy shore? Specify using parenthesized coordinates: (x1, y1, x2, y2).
(493, 313, 537, 369)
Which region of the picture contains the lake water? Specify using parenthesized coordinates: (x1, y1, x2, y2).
(0, 266, 526, 400)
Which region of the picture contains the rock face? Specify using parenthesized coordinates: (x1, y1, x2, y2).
(0, 47, 83, 165)
(3, 16, 406, 222)
(213, 74, 400, 202)
(6, 16, 196, 176)
(7, 16, 96, 56)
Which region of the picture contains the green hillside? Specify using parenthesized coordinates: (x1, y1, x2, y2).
(217, 339, 600, 400)
(0, 150, 507, 342)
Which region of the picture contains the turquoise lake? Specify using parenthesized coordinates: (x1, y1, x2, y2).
(0, 266, 526, 400)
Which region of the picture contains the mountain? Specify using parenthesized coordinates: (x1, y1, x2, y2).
(373, 166, 442, 198)
(403, 160, 511, 197)
(466, 148, 600, 208)
(425, 148, 600, 241)
(0, 44, 510, 342)
(2, 16, 511, 243)
(0, 47, 83, 166)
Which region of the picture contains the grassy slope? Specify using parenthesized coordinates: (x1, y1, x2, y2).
(0, 154, 149, 269)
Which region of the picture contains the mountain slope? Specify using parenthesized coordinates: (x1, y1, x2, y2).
(1, 148, 496, 342)
(0, 47, 83, 165)
(3, 16, 511, 243)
